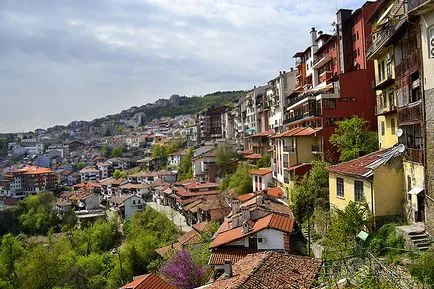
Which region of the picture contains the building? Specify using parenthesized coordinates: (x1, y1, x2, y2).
(209, 194, 296, 270)
(119, 274, 175, 289)
(205, 252, 322, 289)
(109, 194, 144, 219)
(182, 194, 230, 225)
(192, 149, 217, 182)
(244, 85, 269, 137)
(249, 168, 273, 192)
(327, 146, 405, 222)
(196, 106, 228, 145)
(168, 149, 187, 167)
(0, 165, 58, 198)
(79, 166, 101, 182)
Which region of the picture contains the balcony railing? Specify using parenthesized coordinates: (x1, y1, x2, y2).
(373, 72, 394, 90)
(395, 49, 421, 80)
(367, 26, 395, 59)
(312, 145, 323, 154)
(397, 100, 423, 124)
(283, 110, 321, 124)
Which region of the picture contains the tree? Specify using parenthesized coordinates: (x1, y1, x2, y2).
(17, 192, 60, 235)
(152, 144, 168, 169)
(113, 169, 127, 179)
(330, 116, 378, 162)
(290, 161, 329, 222)
(177, 149, 193, 181)
(101, 145, 110, 158)
(111, 146, 125, 158)
(76, 162, 88, 171)
(0, 234, 23, 287)
(256, 153, 271, 168)
(160, 249, 206, 289)
(220, 164, 252, 196)
(215, 141, 237, 176)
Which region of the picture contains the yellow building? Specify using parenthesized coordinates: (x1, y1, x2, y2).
(366, 0, 406, 149)
(327, 147, 404, 220)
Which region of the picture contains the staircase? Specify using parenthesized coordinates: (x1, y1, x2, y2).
(408, 230, 431, 251)
(396, 223, 432, 251)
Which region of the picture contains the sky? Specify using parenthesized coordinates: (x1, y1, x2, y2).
(0, 0, 365, 133)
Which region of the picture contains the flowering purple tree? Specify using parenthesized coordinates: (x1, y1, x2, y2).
(160, 249, 205, 289)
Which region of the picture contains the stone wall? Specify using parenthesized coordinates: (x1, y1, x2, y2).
(425, 87, 434, 235)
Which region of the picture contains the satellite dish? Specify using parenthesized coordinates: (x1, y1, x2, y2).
(396, 128, 403, 137)
(397, 144, 406, 153)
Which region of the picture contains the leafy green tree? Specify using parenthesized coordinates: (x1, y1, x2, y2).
(76, 162, 88, 171)
(101, 145, 110, 158)
(152, 144, 168, 170)
(115, 124, 124, 134)
(330, 116, 378, 162)
(17, 192, 60, 235)
(290, 161, 329, 222)
(220, 164, 252, 196)
(166, 138, 185, 155)
(410, 250, 434, 287)
(0, 234, 23, 287)
(177, 149, 193, 181)
(0, 209, 20, 236)
(215, 141, 237, 176)
(111, 146, 125, 158)
(113, 169, 127, 179)
(256, 153, 271, 168)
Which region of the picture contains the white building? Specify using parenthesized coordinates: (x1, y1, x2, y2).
(80, 166, 101, 182)
(109, 194, 144, 219)
(249, 168, 273, 192)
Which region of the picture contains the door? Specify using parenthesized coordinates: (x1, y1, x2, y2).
(416, 193, 425, 222)
(249, 237, 258, 250)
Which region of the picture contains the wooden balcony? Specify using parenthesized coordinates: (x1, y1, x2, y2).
(405, 148, 423, 164)
(397, 100, 423, 124)
(395, 49, 420, 81)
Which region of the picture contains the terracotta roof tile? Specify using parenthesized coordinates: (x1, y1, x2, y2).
(192, 221, 209, 233)
(239, 149, 253, 155)
(208, 252, 322, 289)
(209, 247, 258, 265)
(267, 187, 284, 198)
(119, 274, 175, 289)
(236, 193, 255, 202)
(250, 129, 274, 138)
(156, 230, 202, 257)
(249, 168, 272, 176)
(244, 154, 262, 160)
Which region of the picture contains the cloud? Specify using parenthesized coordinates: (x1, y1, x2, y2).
(0, 0, 366, 132)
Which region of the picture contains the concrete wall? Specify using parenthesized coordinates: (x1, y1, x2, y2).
(124, 195, 144, 219)
(377, 114, 398, 149)
(328, 172, 372, 211)
(403, 161, 425, 223)
(256, 229, 285, 250)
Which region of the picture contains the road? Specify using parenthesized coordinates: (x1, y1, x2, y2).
(146, 201, 192, 232)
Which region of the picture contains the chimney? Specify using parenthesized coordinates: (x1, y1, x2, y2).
(231, 199, 241, 214)
(310, 27, 317, 46)
(242, 221, 250, 234)
(318, 30, 323, 36)
(256, 195, 264, 207)
(241, 207, 251, 221)
(224, 259, 233, 278)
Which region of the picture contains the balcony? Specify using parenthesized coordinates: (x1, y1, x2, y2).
(373, 72, 394, 90)
(312, 145, 323, 154)
(295, 59, 303, 67)
(376, 103, 397, 116)
(319, 71, 333, 84)
(397, 100, 423, 124)
(312, 53, 332, 70)
(283, 161, 289, 168)
(367, 26, 395, 59)
(283, 110, 321, 125)
(284, 146, 295, 153)
(395, 49, 420, 80)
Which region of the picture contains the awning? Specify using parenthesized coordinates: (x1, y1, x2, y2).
(408, 187, 424, 195)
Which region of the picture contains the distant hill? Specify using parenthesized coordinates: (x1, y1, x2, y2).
(42, 90, 246, 135)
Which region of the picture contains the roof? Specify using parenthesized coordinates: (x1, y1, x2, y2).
(210, 213, 295, 248)
(326, 147, 399, 178)
(11, 165, 54, 175)
(208, 252, 322, 289)
(271, 127, 322, 138)
(192, 149, 216, 160)
(208, 247, 258, 265)
(239, 149, 253, 155)
(236, 193, 255, 202)
(120, 183, 150, 190)
(249, 168, 272, 176)
(267, 187, 284, 198)
(249, 129, 274, 138)
(244, 154, 262, 160)
(192, 221, 209, 233)
(109, 194, 136, 205)
(79, 166, 100, 174)
(156, 230, 202, 257)
(119, 274, 175, 289)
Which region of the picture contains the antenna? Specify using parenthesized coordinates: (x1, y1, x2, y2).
(397, 143, 406, 153)
(396, 128, 403, 137)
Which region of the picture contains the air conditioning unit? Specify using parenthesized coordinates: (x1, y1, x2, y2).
(257, 237, 266, 243)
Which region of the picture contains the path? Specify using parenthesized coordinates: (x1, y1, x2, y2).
(146, 201, 192, 232)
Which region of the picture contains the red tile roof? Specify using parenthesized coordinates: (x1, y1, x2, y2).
(267, 187, 284, 198)
(208, 252, 322, 289)
(12, 165, 54, 175)
(244, 153, 262, 160)
(192, 221, 209, 233)
(236, 193, 255, 202)
(239, 149, 253, 155)
(271, 127, 322, 138)
(119, 274, 175, 289)
(209, 247, 258, 265)
(210, 213, 295, 248)
(326, 149, 392, 178)
(156, 230, 202, 257)
(249, 168, 272, 176)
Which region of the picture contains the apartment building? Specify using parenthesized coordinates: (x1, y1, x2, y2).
(197, 106, 228, 145)
(245, 85, 269, 137)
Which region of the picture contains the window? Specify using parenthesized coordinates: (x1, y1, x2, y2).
(391, 119, 396, 135)
(407, 176, 412, 201)
(381, 122, 385, 136)
(337, 178, 344, 198)
(323, 99, 336, 109)
(357, 48, 360, 56)
(357, 31, 359, 40)
(133, 200, 136, 204)
(354, 180, 364, 201)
